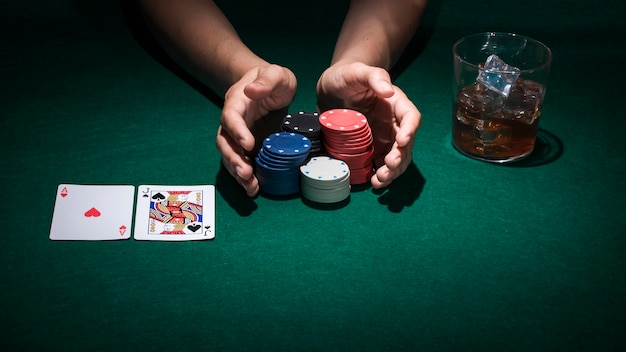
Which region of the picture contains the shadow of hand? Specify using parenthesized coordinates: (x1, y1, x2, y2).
(372, 162, 425, 213)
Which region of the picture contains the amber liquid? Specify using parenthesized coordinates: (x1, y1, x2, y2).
(452, 78, 544, 162)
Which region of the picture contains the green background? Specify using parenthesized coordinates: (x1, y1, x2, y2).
(2, 0, 625, 350)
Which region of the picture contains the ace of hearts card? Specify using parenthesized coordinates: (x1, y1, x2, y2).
(49, 184, 135, 241)
(134, 185, 215, 241)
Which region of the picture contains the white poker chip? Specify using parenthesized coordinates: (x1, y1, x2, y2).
(300, 156, 351, 203)
(301, 185, 351, 203)
(300, 157, 350, 182)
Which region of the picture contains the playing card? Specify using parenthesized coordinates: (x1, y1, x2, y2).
(134, 185, 215, 241)
(49, 184, 135, 241)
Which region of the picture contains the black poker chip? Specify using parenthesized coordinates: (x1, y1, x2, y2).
(281, 111, 321, 137)
(281, 111, 324, 156)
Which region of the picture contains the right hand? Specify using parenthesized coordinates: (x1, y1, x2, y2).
(316, 62, 421, 190)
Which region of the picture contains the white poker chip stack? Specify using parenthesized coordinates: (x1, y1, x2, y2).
(299, 157, 351, 203)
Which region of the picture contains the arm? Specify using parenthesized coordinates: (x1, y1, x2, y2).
(332, 0, 427, 69)
(317, 0, 427, 189)
(136, 0, 267, 94)
(136, 0, 297, 197)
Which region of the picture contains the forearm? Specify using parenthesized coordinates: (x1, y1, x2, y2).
(136, 0, 268, 95)
(332, 0, 427, 69)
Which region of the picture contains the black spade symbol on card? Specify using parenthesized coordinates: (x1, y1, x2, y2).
(152, 193, 166, 201)
(187, 224, 201, 232)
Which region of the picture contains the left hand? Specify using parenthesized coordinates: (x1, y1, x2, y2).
(217, 64, 297, 197)
(316, 62, 421, 189)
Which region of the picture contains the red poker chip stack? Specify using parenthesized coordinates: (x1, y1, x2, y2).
(318, 109, 374, 185)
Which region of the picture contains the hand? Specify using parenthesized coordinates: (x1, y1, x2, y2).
(217, 64, 297, 197)
(316, 62, 421, 189)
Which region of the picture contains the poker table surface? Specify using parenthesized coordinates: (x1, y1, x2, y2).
(2, 0, 625, 350)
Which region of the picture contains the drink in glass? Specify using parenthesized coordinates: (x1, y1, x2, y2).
(452, 32, 552, 163)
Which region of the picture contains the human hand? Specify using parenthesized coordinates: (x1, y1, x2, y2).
(316, 62, 421, 189)
(217, 64, 297, 196)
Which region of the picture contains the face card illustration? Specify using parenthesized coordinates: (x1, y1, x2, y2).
(134, 185, 215, 241)
(49, 184, 135, 241)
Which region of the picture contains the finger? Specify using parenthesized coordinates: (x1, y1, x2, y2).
(243, 79, 272, 101)
(391, 88, 421, 148)
(243, 64, 293, 101)
(366, 69, 395, 98)
(241, 175, 259, 197)
(220, 157, 259, 197)
(340, 63, 395, 98)
(371, 142, 413, 189)
(348, 63, 394, 98)
(220, 96, 256, 152)
(383, 142, 403, 170)
(371, 164, 393, 189)
(216, 126, 259, 196)
(216, 127, 253, 182)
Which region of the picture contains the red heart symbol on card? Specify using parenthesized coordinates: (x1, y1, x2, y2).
(84, 207, 101, 217)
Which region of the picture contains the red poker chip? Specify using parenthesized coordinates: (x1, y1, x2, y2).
(321, 125, 370, 137)
(348, 166, 375, 185)
(319, 109, 368, 132)
(323, 131, 373, 147)
(322, 129, 372, 143)
(324, 134, 372, 147)
(324, 142, 372, 156)
(343, 158, 374, 174)
(326, 147, 374, 169)
(321, 124, 371, 138)
(318, 108, 376, 185)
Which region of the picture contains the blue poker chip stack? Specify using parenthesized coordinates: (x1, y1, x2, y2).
(255, 132, 312, 196)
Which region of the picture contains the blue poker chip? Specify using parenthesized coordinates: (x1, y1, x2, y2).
(255, 156, 289, 172)
(258, 149, 308, 168)
(256, 173, 300, 195)
(263, 132, 311, 156)
(254, 132, 314, 196)
(255, 156, 301, 196)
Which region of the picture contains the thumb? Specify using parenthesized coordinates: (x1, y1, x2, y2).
(244, 75, 273, 101)
(348, 62, 394, 98)
(243, 64, 292, 100)
(367, 69, 395, 99)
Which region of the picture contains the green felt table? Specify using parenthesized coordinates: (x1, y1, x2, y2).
(2, 0, 625, 350)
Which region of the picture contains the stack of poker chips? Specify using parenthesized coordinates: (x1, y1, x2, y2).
(255, 132, 311, 196)
(300, 157, 351, 203)
(318, 109, 375, 185)
(281, 111, 323, 156)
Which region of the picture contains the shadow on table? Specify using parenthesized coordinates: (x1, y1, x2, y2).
(372, 162, 426, 213)
(507, 128, 564, 167)
(389, 0, 444, 81)
(121, 0, 440, 104)
(215, 164, 258, 217)
(120, 0, 224, 108)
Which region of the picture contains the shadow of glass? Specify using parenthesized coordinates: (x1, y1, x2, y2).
(506, 128, 564, 167)
(372, 162, 426, 213)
